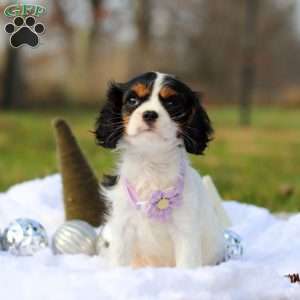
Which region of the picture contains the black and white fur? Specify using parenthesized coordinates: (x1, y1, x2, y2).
(95, 72, 228, 268)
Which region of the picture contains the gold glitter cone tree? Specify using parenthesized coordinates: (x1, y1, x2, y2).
(53, 118, 107, 227)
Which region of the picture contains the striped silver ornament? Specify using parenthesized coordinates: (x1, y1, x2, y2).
(52, 220, 97, 256)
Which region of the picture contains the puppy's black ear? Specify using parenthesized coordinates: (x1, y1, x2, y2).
(183, 92, 213, 155)
(95, 82, 124, 149)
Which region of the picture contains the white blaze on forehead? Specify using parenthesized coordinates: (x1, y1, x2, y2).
(145, 72, 166, 106)
(153, 72, 170, 95)
(151, 71, 175, 98)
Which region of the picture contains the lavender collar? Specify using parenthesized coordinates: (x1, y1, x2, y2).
(124, 162, 185, 222)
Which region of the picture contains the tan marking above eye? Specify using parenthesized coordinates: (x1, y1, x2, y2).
(159, 86, 177, 99)
(131, 83, 150, 98)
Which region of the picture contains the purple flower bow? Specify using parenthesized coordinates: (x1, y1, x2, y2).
(124, 162, 185, 223)
(146, 184, 183, 222)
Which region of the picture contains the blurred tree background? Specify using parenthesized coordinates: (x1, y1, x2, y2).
(0, 0, 300, 211)
(1, 0, 300, 109)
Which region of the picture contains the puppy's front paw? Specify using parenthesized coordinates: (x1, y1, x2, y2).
(176, 255, 201, 269)
(108, 238, 133, 267)
(173, 233, 202, 268)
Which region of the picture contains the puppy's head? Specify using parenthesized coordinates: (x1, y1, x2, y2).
(95, 72, 213, 154)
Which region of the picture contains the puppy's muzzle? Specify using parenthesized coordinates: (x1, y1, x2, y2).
(143, 110, 159, 126)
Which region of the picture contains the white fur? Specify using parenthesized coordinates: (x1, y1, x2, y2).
(101, 72, 228, 268)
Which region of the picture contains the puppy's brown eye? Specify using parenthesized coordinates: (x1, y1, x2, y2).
(164, 97, 179, 107)
(126, 97, 139, 107)
(165, 99, 176, 106)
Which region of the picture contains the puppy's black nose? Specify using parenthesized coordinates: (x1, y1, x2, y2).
(143, 111, 159, 123)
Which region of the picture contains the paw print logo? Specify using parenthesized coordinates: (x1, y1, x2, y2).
(4, 16, 45, 48)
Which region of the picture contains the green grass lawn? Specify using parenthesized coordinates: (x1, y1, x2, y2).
(0, 106, 299, 212)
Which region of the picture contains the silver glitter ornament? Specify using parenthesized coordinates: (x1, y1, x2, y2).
(52, 220, 97, 255)
(2, 218, 48, 256)
(224, 229, 243, 261)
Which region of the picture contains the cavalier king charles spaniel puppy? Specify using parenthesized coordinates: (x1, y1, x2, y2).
(95, 72, 229, 268)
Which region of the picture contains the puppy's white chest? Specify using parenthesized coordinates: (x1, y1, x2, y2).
(105, 180, 177, 266)
(132, 214, 175, 266)
(125, 182, 177, 265)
